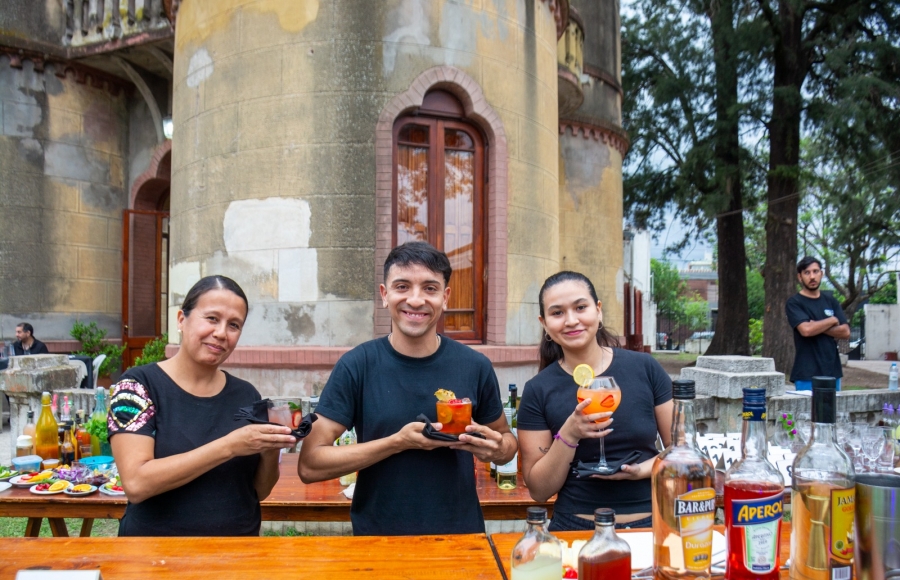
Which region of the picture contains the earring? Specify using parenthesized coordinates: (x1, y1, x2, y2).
(598, 322, 604, 330)
(545, 334, 554, 342)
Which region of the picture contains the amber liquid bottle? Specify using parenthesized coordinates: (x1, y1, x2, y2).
(578, 508, 632, 580)
(34, 391, 60, 461)
(652, 380, 716, 580)
(791, 377, 854, 580)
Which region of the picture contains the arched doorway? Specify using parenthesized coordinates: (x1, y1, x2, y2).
(123, 142, 171, 368)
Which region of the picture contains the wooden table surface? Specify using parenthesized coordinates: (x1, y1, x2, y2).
(491, 525, 793, 580)
(0, 454, 551, 534)
(0, 534, 505, 580)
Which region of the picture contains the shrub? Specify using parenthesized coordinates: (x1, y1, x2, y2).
(131, 334, 169, 368)
(70, 321, 125, 378)
(749, 318, 763, 356)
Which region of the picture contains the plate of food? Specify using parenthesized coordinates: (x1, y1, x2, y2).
(0, 482, 11, 493)
(0, 466, 20, 482)
(30, 481, 71, 495)
(99, 476, 125, 496)
(10, 471, 56, 488)
(64, 484, 98, 496)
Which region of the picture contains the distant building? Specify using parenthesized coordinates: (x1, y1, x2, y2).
(656, 254, 717, 348)
(1, 0, 629, 394)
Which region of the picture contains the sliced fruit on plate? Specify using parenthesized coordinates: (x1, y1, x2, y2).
(71, 484, 93, 493)
(48, 481, 70, 492)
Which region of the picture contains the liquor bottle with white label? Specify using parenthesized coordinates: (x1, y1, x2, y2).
(791, 376, 855, 580)
(652, 379, 716, 580)
(497, 385, 518, 489)
(724, 387, 784, 580)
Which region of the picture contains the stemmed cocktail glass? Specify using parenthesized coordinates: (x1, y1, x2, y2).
(577, 376, 621, 475)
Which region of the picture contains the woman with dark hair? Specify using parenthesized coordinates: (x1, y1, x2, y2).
(517, 271, 674, 531)
(108, 275, 297, 536)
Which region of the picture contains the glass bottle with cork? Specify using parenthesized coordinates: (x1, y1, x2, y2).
(652, 379, 716, 580)
(790, 376, 855, 580)
(510, 506, 563, 580)
(34, 391, 60, 461)
(724, 387, 784, 580)
(497, 384, 518, 489)
(578, 508, 632, 580)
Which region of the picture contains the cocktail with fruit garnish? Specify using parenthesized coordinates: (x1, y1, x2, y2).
(573, 364, 621, 475)
(434, 389, 472, 435)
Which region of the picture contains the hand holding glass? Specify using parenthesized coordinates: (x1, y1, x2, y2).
(577, 376, 621, 475)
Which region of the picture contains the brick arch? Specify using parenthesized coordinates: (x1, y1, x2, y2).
(130, 140, 172, 210)
(374, 66, 508, 345)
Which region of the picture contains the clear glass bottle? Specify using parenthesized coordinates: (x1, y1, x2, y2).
(578, 508, 632, 580)
(791, 377, 855, 580)
(498, 385, 519, 489)
(724, 387, 785, 580)
(652, 379, 716, 580)
(16, 435, 34, 457)
(35, 391, 60, 461)
(22, 409, 36, 441)
(90, 387, 107, 456)
(511, 507, 563, 580)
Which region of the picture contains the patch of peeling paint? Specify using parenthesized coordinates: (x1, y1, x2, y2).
(383, 0, 432, 76)
(177, 0, 319, 50)
(223, 197, 312, 252)
(186, 48, 214, 88)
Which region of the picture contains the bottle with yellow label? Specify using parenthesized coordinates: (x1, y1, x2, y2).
(791, 376, 855, 580)
(652, 380, 716, 580)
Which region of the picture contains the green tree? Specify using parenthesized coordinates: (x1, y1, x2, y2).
(651, 258, 687, 322)
(747, 268, 766, 321)
(69, 321, 125, 379)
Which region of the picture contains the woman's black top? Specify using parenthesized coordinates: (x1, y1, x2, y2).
(107, 363, 263, 536)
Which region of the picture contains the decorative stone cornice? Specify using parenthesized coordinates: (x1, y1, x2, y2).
(0, 46, 134, 97)
(541, 0, 570, 40)
(583, 62, 623, 97)
(559, 118, 630, 157)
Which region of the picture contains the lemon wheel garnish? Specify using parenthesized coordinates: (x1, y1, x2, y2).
(48, 481, 69, 492)
(434, 389, 456, 402)
(572, 364, 595, 387)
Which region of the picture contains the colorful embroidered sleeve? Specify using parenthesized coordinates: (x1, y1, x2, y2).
(108, 378, 156, 436)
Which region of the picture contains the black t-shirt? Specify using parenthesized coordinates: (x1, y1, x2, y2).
(315, 335, 504, 536)
(517, 349, 672, 515)
(107, 363, 263, 536)
(785, 293, 847, 382)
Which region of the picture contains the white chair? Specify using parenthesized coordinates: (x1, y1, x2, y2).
(92, 354, 107, 390)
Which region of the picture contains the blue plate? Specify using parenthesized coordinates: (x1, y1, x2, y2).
(79, 456, 115, 470)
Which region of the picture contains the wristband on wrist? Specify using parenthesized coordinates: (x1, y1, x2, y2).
(554, 432, 578, 448)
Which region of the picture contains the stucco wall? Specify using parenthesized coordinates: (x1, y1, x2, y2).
(0, 58, 128, 341)
(864, 304, 900, 360)
(170, 0, 561, 347)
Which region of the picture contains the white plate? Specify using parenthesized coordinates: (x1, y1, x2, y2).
(0, 482, 12, 493)
(99, 483, 125, 496)
(9, 474, 54, 488)
(0, 471, 20, 482)
(29, 482, 71, 495)
(64, 485, 98, 496)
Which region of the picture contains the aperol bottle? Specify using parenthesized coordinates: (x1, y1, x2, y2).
(724, 388, 784, 580)
(578, 508, 631, 580)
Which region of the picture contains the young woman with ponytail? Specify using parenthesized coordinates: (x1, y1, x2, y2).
(516, 271, 674, 531)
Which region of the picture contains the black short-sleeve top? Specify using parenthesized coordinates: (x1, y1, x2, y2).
(107, 363, 263, 536)
(517, 349, 672, 515)
(785, 293, 847, 382)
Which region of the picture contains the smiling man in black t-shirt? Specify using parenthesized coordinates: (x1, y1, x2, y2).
(298, 242, 517, 536)
(785, 256, 850, 390)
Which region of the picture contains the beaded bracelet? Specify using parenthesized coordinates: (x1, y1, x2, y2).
(553, 433, 578, 448)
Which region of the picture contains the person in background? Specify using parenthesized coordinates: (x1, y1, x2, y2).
(12, 323, 49, 355)
(517, 271, 673, 532)
(299, 241, 517, 536)
(786, 256, 850, 391)
(108, 275, 297, 536)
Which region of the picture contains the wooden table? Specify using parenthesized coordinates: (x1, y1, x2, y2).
(0, 534, 505, 579)
(490, 525, 793, 579)
(0, 455, 551, 536)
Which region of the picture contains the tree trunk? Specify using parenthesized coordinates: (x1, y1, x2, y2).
(762, 0, 805, 377)
(705, 0, 750, 356)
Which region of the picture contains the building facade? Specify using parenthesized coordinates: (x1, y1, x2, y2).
(0, 0, 627, 396)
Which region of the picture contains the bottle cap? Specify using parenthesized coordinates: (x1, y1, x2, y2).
(672, 380, 695, 400)
(811, 376, 837, 423)
(742, 387, 766, 405)
(594, 508, 616, 524)
(16, 435, 32, 446)
(509, 384, 517, 393)
(526, 507, 548, 523)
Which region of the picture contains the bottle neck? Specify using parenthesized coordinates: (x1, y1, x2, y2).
(671, 398, 698, 447)
(592, 521, 617, 541)
(741, 416, 768, 460)
(811, 421, 837, 444)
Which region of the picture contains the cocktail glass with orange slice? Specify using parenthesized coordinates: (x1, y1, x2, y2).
(434, 389, 472, 435)
(572, 364, 621, 475)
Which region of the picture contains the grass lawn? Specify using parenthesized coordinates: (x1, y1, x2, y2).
(652, 352, 699, 363)
(0, 517, 119, 537)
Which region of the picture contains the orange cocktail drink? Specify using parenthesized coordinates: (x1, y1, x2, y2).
(577, 388, 621, 416)
(436, 398, 472, 434)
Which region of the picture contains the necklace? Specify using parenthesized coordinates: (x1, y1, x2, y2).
(559, 347, 608, 375)
(387, 332, 441, 350)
